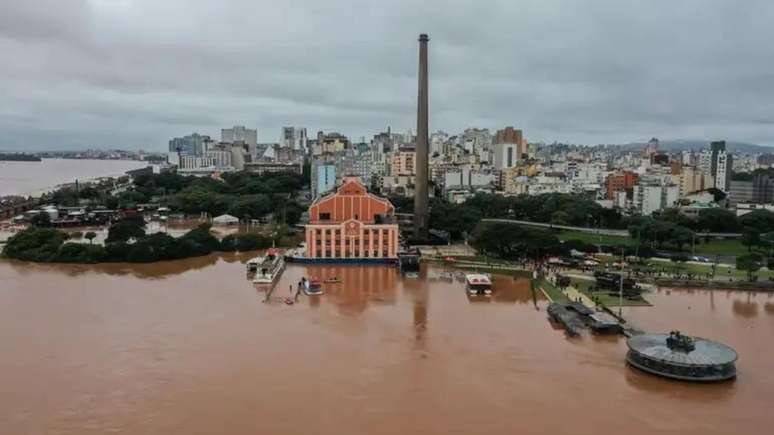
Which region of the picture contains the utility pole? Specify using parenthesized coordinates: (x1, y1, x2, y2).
(619, 247, 624, 316)
(634, 227, 640, 259)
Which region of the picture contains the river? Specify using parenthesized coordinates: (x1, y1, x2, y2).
(0, 158, 148, 197)
(0, 257, 771, 434)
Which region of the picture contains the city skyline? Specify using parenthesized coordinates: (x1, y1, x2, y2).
(2, 0, 774, 150)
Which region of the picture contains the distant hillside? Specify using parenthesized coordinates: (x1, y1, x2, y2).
(620, 140, 772, 154)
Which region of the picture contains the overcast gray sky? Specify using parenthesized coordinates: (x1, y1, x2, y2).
(1, 0, 773, 151)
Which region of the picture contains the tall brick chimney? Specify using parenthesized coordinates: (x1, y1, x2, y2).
(413, 33, 430, 240)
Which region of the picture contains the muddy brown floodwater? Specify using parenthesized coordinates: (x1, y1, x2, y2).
(0, 256, 772, 435)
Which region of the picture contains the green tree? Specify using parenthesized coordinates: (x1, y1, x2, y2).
(737, 253, 763, 282)
(696, 208, 739, 233)
(55, 242, 106, 263)
(29, 212, 52, 228)
(50, 188, 80, 206)
(106, 216, 146, 243)
(2, 228, 69, 261)
(739, 210, 774, 233)
(429, 202, 483, 240)
(471, 222, 563, 261)
(741, 227, 760, 252)
(388, 195, 414, 213)
(84, 231, 97, 244)
(117, 190, 149, 209)
(78, 186, 100, 200)
(226, 194, 273, 220)
(671, 226, 695, 251)
(659, 208, 696, 230)
(179, 224, 221, 255)
(221, 233, 273, 252)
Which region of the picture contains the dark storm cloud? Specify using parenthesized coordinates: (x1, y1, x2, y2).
(1, 0, 773, 150)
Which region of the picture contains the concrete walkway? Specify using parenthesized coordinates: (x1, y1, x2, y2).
(563, 285, 597, 309)
(547, 273, 597, 309)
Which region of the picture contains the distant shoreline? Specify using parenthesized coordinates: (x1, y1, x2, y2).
(0, 158, 148, 198)
(0, 153, 41, 162)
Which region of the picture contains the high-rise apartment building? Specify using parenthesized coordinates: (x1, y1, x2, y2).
(493, 126, 526, 170)
(633, 183, 680, 216)
(699, 141, 733, 192)
(729, 173, 774, 206)
(168, 133, 210, 155)
(221, 126, 257, 148)
(391, 151, 416, 176)
(674, 166, 714, 197)
(311, 162, 337, 199)
(282, 127, 308, 151)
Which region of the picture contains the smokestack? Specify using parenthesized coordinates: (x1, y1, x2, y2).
(413, 33, 430, 241)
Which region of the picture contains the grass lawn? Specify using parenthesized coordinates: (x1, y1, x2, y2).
(558, 230, 764, 257)
(569, 278, 651, 307)
(643, 259, 774, 280)
(690, 239, 765, 256)
(557, 230, 634, 247)
(538, 278, 569, 303)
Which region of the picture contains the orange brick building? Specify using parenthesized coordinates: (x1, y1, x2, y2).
(305, 178, 399, 260)
(605, 171, 639, 199)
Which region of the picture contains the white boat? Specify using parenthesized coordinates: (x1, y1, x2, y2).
(246, 256, 262, 272)
(465, 273, 493, 296)
(252, 249, 285, 288)
(302, 278, 324, 295)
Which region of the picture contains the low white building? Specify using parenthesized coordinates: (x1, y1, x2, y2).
(213, 214, 239, 225)
(736, 203, 774, 217)
(443, 168, 496, 192)
(633, 184, 679, 215)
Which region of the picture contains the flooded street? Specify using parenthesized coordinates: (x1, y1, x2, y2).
(0, 257, 772, 434)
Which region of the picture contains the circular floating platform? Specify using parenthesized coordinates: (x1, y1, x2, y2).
(626, 332, 738, 382)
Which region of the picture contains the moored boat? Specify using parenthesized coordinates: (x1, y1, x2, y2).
(465, 273, 492, 296)
(303, 277, 324, 295)
(246, 256, 262, 272)
(252, 248, 285, 288)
